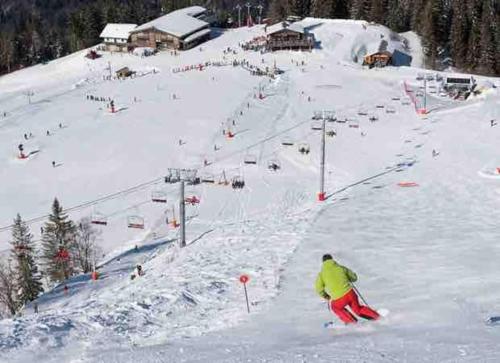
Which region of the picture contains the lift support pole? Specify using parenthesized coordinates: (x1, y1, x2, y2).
(318, 115, 326, 202)
(179, 181, 186, 247)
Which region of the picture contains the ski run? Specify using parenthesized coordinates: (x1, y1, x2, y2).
(0, 17, 499, 363)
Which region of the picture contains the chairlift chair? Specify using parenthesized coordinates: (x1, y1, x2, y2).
(267, 159, 281, 171)
(281, 138, 294, 146)
(244, 154, 257, 165)
(298, 143, 310, 155)
(386, 106, 396, 114)
(91, 213, 108, 226)
(201, 173, 215, 183)
(184, 195, 200, 205)
(164, 168, 180, 184)
(348, 118, 360, 128)
(357, 108, 368, 116)
(375, 104, 385, 109)
(231, 176, 245, 189)
(151, 190, 167, 203)
(312, 111, 322, 120)
(326, 128, 337, 137)
(324, 111, 336, 122)
(401, 98, 411, 105)
(391, 96, 401, 101)
(311, 121, 323, 131)
(127, 215, 145, 229)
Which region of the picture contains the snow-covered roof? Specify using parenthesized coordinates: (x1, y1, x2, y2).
(132, 6, 208, 38)
(183, 28, 211, 43)
(100, 24, 137, 39)
(267, 22, 305, 36)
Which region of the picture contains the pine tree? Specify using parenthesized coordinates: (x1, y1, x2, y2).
(41, 199, 76, 283)
(449, 0, 469, 70)
(477, 0, 497, 75)
(0, 261, 18, 316)
(10, 214, 44, 306)
(291, 0, 312, 18)
(369, 0, 388, 24)
(311, 0, 334, 18)
(465, 0, 482, 71)
(350, 0, 371, 20)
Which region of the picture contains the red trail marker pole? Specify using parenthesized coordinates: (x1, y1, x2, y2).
(239, 274, 250, 313)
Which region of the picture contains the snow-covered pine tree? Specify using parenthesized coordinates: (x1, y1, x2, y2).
(74, 218, 101, 274)
(41, 198, 77, 283)
(0, 261, 18, 316)
(10, 214, 44, 307)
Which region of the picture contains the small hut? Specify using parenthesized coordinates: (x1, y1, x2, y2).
(116, 67, 134, 78)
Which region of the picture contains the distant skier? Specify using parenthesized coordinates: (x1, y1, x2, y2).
(59, 123, 62, 128)
(130, 264, 144, 280)
(315, 254, 380, 324)
(34, 302, 38, 314)
(46, 130, 50, 136)
(24, 133, 28, 140)
(491, 120, 497, 127)
(432, 149, 439, 158)
(52, 161, 56, 167)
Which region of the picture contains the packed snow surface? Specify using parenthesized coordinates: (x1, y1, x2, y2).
(0, 19, 499, 363)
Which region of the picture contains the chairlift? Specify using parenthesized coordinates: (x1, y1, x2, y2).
(324, 111, 336, 122)
(298, 143, 310, 155)
(357, 108, 368, 116)
(391, 96, 401, 101)
(184, 195, 200, 205)
(244, 154, 257, 165)
(326, 128, 337, 137)
(201, 173, 215, 183)
(281, 138, 294, 146)
(311, 121, 323, 131)
(164, 168, 180, 183)
(267, 159, 281, 171)
(386, 106, 396, 114)
(91, 212, 108, 226)
(375, 104, 385, 109)
(218, 170, 230, 186)
(312, 111, 322, 120)
(231, 176, 245, 189)
(348, 118, 359, 128)
(151, 190, 167, 203)
(127, 215, 145, 229)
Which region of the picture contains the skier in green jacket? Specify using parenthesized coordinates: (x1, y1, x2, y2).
(315, 254, 379, 324)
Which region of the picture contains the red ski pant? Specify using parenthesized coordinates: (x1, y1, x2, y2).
(330, 289, 380, 324)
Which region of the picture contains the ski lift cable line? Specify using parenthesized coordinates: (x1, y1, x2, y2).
(0, 118, 312, 233)
(0, 178, 165, 232)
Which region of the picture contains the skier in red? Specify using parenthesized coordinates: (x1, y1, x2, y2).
(315, 254, 379, 324)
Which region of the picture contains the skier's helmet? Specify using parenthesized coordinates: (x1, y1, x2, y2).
(322, 254, 333, 262)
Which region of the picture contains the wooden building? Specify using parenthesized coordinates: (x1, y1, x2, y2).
(265, 22, 314, 52)
(129, 6, 212, 51)
(363, 51, 392, 68)
(100, 24, 137, 52)
(363, 41, 412, 68)
(115, 67, 134, 78)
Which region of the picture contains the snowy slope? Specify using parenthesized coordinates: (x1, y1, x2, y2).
(0, 20, 499, 363)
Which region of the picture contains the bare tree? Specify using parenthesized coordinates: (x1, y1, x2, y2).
(0, 261, 19, 316)
(73, 218, 101, 274)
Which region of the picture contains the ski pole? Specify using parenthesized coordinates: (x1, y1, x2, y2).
(352, 284, 369, 306)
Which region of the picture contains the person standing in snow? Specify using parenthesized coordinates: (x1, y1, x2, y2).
(315, 254, 379, 324)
